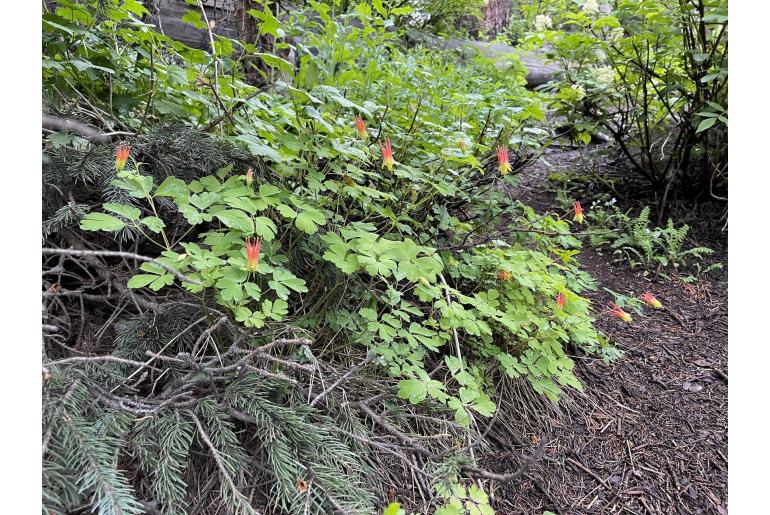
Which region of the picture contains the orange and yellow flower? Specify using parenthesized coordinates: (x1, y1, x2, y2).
(496, 146, 511, 175)
(498, 270, 513, 282)
(458, 139, 468, 152)
(354, 116, 368, 140)
(609, 302, 632, 322)
(115, 143, 131, 171)
(245, 167, 254, 186)
(556, 292, 566, 310)
(641, 292, 663, 309)
(245, 237, 262, 272)
(379, 139, 395, 171)
(573, 201, 584, 224)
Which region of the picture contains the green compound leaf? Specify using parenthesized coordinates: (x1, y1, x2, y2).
(79, 212, 126, 232)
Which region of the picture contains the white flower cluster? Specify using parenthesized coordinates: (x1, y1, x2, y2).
(570, 84, 586, 100)
(534, 14, 553, 31)
(582, 0, 600, 17)
(594, 67, 615, 86)
(592, 198, 617, 208)
(606, 27, 624, 43)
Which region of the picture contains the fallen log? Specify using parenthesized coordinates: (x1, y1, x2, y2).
(425, 37, 562, 88)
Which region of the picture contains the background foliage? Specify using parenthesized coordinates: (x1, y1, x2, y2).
(522, 0, 728, 209)
(42, 0, 724, 513)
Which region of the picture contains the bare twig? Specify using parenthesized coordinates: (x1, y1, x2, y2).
(42, 115, 135, 142)
(44, 356, 161, 370)
(200, 90, 261, 132)
(566, 456, 611, 489)
(136, 43, 157, 137)
(462, 432, 549, 483)
(41, 248, 201, 285)
(192, 316, 230, 356)
(310, 354, 375, 407)
(114, 315, 209, 392)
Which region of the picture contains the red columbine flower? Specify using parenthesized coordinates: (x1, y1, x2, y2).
(556, 292, 566, 310)
(245, 168, 254, 186)
(641, 292, 663, 309)
(496, 146, 512, 175)
(573, 201, 584, 224)
(498, 270, 512, 282)
(379, 139, 395, 171)
(355, 116, 368, 140)
(115, 143, 131, 171)
(609, 302, 633, 322)
(245, 237, 262, 272)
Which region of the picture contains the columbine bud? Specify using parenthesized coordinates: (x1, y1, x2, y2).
(496, 146, 512, 176)
(458, 139, 468, 152)
(573, 201, 584, 224)
(115, 143, 131, 171)
(245, 237, 262, 272)
(379, 139, 395, 171)
(245, 168, 254, 186)
(354, 116, 368, 140)
(609, 303, 633, 323)
(556, 292, 566, 310)
(641, 292, 663, 309)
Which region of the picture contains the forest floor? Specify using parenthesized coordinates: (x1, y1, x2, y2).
(487, 146, 728, 515)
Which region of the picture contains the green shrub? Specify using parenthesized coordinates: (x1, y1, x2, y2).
(42, 1, 616, 512)
(529, 0, 728, 202)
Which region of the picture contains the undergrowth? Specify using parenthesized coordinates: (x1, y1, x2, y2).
(551, 173, 721, 279)
(42, 1, 618, 513)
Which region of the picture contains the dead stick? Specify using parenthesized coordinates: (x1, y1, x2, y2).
(309, 354, 374, 407)
(42, 248, 201, 285)
(42, 115, 135, 142)
(567, 456, 611, 489)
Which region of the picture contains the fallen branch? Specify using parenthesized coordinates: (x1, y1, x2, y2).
(44, 355, 162, 371)
(42, 248, 201, 285)
(42, 115, 135, 142)
(462, 430, 549, 483)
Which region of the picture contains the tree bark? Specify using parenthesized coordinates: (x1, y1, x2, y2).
(481, 0, 513, 39)
(234, 0, 274, 87)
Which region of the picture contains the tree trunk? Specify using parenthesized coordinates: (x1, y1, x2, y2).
(481, 0, 512, 39)
(234, 1, 274, 87)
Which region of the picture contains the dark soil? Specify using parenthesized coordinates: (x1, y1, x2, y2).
(488, 146, 728, 514)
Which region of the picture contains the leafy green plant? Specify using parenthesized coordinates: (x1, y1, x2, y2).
(530, 0, 728, 207)
(609, 206, 717, 275)
(42, 1, 618, 513)
(551, 174, 718, 277)
(396, 0, 486, 36)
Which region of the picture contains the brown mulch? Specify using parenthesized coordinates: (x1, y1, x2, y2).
(487, 147, 728, 514)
